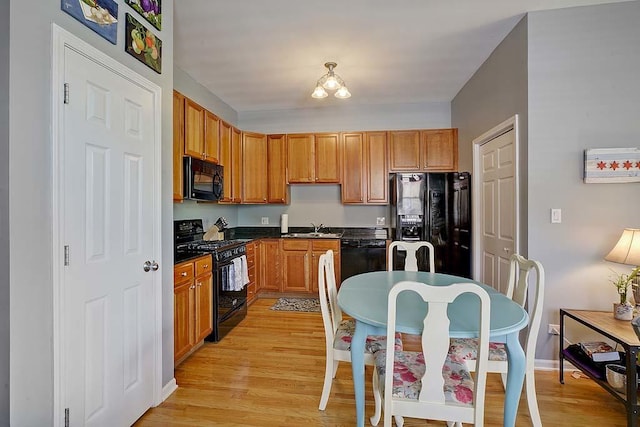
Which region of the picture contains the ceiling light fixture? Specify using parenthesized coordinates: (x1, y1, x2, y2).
(311, 62, 351, 99)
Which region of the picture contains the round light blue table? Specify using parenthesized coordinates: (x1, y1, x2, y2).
(337, 271, 529, 427)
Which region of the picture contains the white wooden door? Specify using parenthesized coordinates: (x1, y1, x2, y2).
(62, 46, 158, 426)
(479, 129, 516, 293)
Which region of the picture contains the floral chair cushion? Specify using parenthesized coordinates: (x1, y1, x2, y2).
(374, 350, 475, 406)
(334, 319, 403, 353)
(448, 338, 507, 362)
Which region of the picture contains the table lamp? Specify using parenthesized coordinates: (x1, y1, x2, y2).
(605, 228, 640, 305)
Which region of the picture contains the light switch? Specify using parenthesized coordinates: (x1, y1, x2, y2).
(551, 209, 562, 224)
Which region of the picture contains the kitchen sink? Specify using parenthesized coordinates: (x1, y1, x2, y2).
(284, 232, 343, 239)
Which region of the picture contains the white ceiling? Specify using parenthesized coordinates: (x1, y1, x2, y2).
(174, 0, 628, 112)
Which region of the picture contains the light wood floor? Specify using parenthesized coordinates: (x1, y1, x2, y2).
(137, 298, 629, 426)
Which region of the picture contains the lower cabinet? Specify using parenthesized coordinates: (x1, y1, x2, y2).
(260, 239, 281, 292)
(246, 241, 259, 304)
(280, 239, 340, 293)
(174, 255, 213, 365)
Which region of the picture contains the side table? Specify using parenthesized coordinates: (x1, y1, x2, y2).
(559, 309, 640, 426)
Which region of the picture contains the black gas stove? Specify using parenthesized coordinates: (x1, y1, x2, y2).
(174, 219, 249, 263)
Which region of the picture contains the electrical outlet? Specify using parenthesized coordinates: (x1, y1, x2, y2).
(261, 217, 269, 225)
(376, 217, 386, 226)
(548, 324, 560, 335)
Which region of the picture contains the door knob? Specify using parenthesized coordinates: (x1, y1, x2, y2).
(143, 260, 160, 272)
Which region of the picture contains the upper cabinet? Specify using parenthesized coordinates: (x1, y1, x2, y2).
(184, 98, 219, 163)
(287, 133, 340, 183)
(204, 110, 220, 163)
(184, 98, 205, 159)
(421, 129, 458, 171)
(173, 91, 185, 202)
(267, 134, 288, 204)
(242, 132, 268, 203)
(341, 132, 388, 204)
(389, 129, 458, 172)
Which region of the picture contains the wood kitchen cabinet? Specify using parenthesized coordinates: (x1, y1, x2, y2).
(218, 120, 233, 203)
(260, 239, 281, 292)
(421, 129, 458, 171)
(242, 132, 268, 203)
(174, 254, 213, 365)
(204, 110, 220, 163)
(341, 132, 388, 204)
(219, 122, 243, 204)
(246, 241, 259, 304)
(287, 133, 340, 183)
(281, 239, 340, 293)
(184, 97, 219, 163)
(231, 127, 243, 203)
(173, 90, 185, 202)
(267, 135, 288, 204)
(388, 128, 458, 172)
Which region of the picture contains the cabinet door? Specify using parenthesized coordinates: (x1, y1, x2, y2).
(174, 281, 195, 362)
(366, 131, 389, 204)
(242, 132, 268, 203)
(388, 130, 421, 171)
(421, 129, 458, 171)
(281, 239, 310, 292)
(286, 134, 314, 183)
(267, 135, 288, 204)
(204, 110, 220, 163)
(315, 133, 340, 183)
(218, 120, 232, 203)
(172, 91, 185, 202)
(184, 98, 205, 159)
(246, 241, 258, 303)
(261, 239, 281, 291)
(194, 273, 213, 342)
(341, 132, 365, 203)
(231, 127, 243, 203)
(311, 240, 340, 292)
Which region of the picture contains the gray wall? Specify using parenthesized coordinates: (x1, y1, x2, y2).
(527, 2, 640, 361)
(0, 0, 9, 424)
(8, 0, 174, 424)
(452, 2, 640, 364)
(451, 16, 529, 257)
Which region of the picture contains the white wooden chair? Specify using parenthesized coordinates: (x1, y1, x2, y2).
(370, 281, 491, 427)
(448, 253, 545, 427)
(318, 250, 403, 410)
(387, 241, 435, 272)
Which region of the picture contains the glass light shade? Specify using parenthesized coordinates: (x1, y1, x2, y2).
(322, 74, 340, 90)
(334, 85, 351, 99)
(605, 228, 640, 265)
(311, 84, 328, 99)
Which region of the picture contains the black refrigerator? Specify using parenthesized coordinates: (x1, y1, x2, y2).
(389, 172, 471, 278)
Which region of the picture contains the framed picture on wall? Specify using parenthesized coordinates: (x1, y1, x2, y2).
(125, 0, 162, 30)
(61, 0, 118, 45)
(584, 148, 640, 183)
(125, 13, 162, 74)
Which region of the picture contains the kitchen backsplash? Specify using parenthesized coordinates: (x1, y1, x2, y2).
(173, 185, 388, 229)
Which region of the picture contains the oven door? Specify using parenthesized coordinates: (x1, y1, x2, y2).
(217, 263, 247, 319)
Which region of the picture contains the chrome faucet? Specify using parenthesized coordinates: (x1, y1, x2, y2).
(311, 223, 324, 233)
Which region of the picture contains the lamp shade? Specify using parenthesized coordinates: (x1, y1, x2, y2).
(605, 228, 640, 266)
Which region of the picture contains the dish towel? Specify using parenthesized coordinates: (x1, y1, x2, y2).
(231, 255, 250, 291)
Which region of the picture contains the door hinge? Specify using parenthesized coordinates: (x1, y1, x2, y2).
(64, 408, 69, 427)
(64, 245, 70, 266)
(63, 83, 69, 104)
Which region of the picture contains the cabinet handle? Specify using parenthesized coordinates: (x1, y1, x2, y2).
(197, 283, 202, 287)
(181, 272, 188, 277)
(203, 264, 209, 268)
(190, 285, 196, 289)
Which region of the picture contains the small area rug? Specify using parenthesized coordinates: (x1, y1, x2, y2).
(270, 297, 320, 312)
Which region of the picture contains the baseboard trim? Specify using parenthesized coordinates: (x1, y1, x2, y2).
(161, 378, 178, 402)
(535, 358, 578, 371)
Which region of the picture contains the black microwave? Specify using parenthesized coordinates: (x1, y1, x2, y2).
(184, 157, 224, 201)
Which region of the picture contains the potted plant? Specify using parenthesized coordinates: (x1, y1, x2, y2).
(611, 266, 640, 320)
